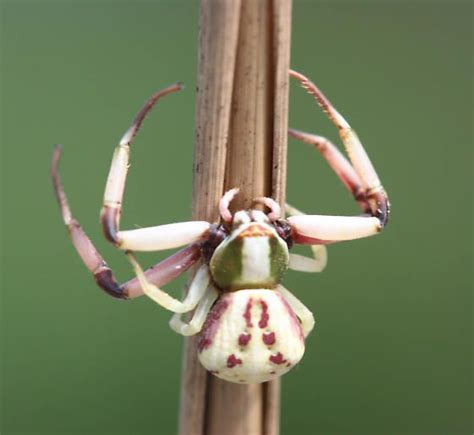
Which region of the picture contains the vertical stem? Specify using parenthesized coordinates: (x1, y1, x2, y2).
(179, 3, 241, 434)
(179, 1, 292, 434)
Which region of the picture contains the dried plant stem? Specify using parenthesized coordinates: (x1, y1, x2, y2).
(179, 1, 292, 434)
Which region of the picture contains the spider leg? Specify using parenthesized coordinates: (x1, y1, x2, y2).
(285, 204, 327, 273)
(169, 285, 219, 336)
(289, 214, 381, 242)
(123, 246, 201, 298)
(288, 130, 370, 213)
(98, 82, 210, 251)
(116, 222, 211, 252)
(290, 69, 390, 226)
(276, 285, 315, 337)
(51, 146, 201, 299)
(126, 253, 211, 313)
(101, 82, 182, 243)
(287, 70, 390, 243)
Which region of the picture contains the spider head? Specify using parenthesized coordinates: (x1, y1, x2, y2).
(232, 210, 270, 228)
(219, 188, 281, 226)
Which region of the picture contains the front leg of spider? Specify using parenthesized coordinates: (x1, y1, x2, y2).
(51, 84, 211, 306)
(286, 69, 390, 243)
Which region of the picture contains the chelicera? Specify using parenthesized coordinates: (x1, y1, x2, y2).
(51, 70, 390, 384)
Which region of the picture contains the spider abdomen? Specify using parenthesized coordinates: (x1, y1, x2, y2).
(197, 289, 305, 384)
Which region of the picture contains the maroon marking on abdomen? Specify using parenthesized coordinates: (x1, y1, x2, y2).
(198, 295, 230, 352)
(259, 300, 269, 328)
(238, 333, 251, 346)
(227, 354, 242, 368)
(269, 352, 287, 365)
(243, 298, 253, 327)
(262, 332, 275, 345)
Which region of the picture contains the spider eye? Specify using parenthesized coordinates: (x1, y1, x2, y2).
(233, 211, 251, 227)
(249, 210, 268, 223)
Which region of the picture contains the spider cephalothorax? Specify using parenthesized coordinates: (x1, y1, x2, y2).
(209, 201, 289, 292)
(52, 70, 390, 384)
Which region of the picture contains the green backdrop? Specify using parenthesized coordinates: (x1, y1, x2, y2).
(1, 2, 472, 434)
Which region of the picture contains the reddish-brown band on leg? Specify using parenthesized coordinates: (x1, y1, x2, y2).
(101, 205, 120, 244)
(101, 83, 183, 245)
(290, 69, 349, 130)
(367, 188, 390, 227)
(289, 69, 390, 227)
(121, 83, 183, 146)
(123, 243, 202, 299)
(292, 232, 334, 246)
(100, 205, 121, 244)
(51, 145, 201, 299)
(52, 146, 126, 298)
(289, 128, 371, 213)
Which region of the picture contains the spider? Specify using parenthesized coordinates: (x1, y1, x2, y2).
(51, 70, 390, 384)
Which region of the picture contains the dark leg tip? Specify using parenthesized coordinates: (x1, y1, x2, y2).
(95, 268, 127, 299)
(100, 206, 120, 245)
(368, 190, 390, 228)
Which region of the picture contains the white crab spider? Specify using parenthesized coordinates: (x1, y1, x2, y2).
(52, 70, 390, 384)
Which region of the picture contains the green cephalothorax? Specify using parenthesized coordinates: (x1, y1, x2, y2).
(209, 210, 289, 291)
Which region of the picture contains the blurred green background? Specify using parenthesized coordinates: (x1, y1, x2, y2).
(1, 1, 471, 434)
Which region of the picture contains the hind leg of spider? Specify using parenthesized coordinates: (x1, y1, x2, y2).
(285, 204, 327, 273)
(51, 146, 201, 299)
(169, 286, 219, 336)
(276, 285, 315, 337)
(290, 69, 390, 227)
(126, 253, 211, 313)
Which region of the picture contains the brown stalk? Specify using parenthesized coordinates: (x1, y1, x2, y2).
(179, 1, 292, 434)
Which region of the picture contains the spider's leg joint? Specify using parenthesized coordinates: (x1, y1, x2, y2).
(94, 265, 129, 299)
(366, 186, 390, 228)
(100, 202, 121, 245)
